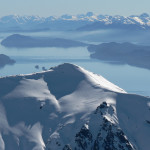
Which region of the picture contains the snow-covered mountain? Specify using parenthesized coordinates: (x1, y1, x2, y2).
(0, 12, 150, 31)
(0, 63, 150, 150)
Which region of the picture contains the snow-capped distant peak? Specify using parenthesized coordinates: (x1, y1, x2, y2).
(132, 17, 145, 25)
(0, 13, 150, 31)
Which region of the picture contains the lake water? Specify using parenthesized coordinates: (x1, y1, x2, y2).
(0, 31, 150, 97)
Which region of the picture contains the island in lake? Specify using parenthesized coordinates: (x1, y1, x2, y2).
(0, 54, 15, 68)
(88, 42, 150, 70)
(1, 34, 88, 48)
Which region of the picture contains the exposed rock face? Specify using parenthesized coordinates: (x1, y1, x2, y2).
(63, 145, 72, 150)
(93, 117, 133, 150)
(75, 124, 93, 150)
(68, 102, 135, 150)
(45, 102, 135, 150)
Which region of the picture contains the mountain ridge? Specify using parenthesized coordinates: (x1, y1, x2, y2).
(0, 63, 150, 150)
(0, 13, 150, 31)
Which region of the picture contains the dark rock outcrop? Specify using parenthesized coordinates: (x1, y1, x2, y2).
(69, 102, 135, 150)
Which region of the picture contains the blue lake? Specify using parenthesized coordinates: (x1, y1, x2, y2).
(0, 31, 150, 97)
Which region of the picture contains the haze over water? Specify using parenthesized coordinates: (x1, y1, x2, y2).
(0, 31, 150, 97)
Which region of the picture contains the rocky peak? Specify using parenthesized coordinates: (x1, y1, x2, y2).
(94, 102, 115, 117)
(72, 102, 135, 150)
(75, 124, 93, 150)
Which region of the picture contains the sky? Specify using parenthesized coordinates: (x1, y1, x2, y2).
(0, 0, 150, 17)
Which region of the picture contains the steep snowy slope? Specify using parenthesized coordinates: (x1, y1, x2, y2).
(0, 63, 150, 150)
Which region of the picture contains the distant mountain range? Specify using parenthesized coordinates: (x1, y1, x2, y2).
(0, 12, 150, 32)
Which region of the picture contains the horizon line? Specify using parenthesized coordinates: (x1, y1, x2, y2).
(0, 12, 149, 18)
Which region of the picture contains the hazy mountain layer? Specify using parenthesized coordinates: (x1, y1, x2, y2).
(0, 13, 150, 31)
(88, 42, 150, 70)
(0, 54, 15, 68)
(1, 34, 88, 48)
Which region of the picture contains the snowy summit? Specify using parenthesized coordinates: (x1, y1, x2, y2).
(0, 63, 150, 150)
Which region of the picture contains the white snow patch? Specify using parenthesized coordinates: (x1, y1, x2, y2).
(49, 113, 58, 119)
(78, 65, 126, 93)
(5, 77, 60, 110)
(64, 117, 76, 126)
(147, 102, 150, 107)
(27, 123, 45, 150)
(0, 133, 5, 150)
(0, 103, 45, 149)
(133, 17, 144, 25)
(59, 80, 117, 115)
(84, 123, 89, 129)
